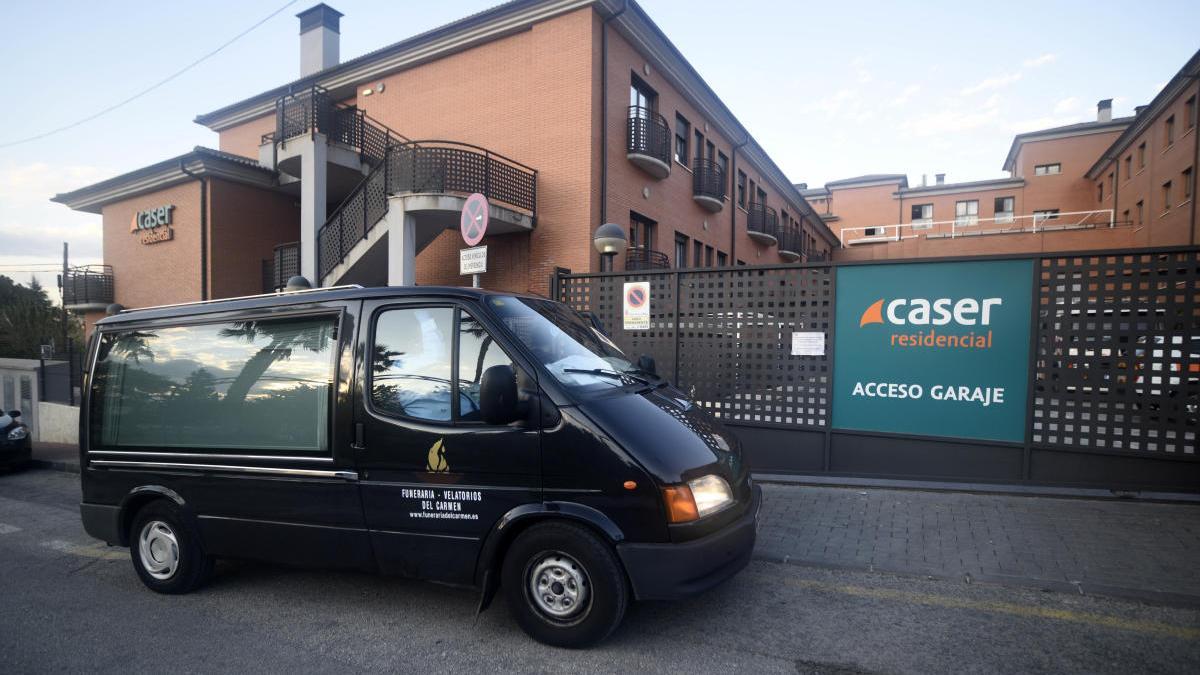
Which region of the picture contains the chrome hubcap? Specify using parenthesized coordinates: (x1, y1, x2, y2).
(138, 520, 179, 580)
(528, 552, 589, 620)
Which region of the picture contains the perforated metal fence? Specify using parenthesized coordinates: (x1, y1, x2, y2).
(556, 246, 1200, 490)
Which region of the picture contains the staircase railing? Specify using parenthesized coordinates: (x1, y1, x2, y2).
(261, 84, 409, 167)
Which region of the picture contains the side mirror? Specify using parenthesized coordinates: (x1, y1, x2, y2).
(636, 354, 657, 377)
(7, 410, 20, 418)
(479, 365, 520, 425)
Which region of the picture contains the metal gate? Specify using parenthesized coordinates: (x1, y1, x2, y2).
(554, 247, 1199, 492)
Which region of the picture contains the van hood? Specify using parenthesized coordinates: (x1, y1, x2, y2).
(577, 385, 745, 485)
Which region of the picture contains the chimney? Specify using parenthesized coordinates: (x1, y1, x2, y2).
(935, 173, 945, 185)
(1135, 105, 1148, 116)
(1097, 98, 1113, 123)
(297, 4, 343, 77)
(797, 182, 808, 190)
(921, 174, 927, 187)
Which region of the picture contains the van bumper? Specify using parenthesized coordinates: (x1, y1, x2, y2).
(80, 502, 123, 545)
(617, 483, 761, 601)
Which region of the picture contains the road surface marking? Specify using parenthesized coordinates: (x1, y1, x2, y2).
(43, 539, 126, 560)
(782, 577, 1200, 641)
(0, 523, 21, 535)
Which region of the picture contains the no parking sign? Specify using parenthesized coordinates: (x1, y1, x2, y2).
(623, 281, 650, 330)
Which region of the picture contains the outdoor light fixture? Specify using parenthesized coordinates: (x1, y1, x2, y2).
(592, 222, 626, 272)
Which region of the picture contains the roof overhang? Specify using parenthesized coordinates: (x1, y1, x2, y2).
(51, 147, 277, 214)
(896, 178, 1025, 198)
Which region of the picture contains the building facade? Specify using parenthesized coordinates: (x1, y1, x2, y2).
(805, 49, 1199, 262)
(53, 1, 839, 329)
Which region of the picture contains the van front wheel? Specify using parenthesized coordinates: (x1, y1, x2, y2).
(502, 521, 628, 648)
(129, 501, 213, 594)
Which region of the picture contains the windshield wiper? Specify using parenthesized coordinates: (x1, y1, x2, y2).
(562, 368, 650, 386)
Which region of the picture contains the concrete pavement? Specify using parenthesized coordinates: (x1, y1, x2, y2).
(2, 468, 1198, 674)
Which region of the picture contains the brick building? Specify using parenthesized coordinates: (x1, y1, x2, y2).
(805, 49, 1199, 262)
(52, 1, 839, 328)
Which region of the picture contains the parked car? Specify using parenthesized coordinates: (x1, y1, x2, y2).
(0, 409, 32, 470)
(79, 285, 760, 648)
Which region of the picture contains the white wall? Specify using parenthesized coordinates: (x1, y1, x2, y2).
(36, 402, 78, 445)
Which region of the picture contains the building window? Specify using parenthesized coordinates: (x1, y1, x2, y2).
(1162, 181, 1172, 211)
(674, 113, 690, 166)
(717, 251, 728, 267)
(1125, 155, 1132, 178)
(911, 203, 933, 229)
(1034, 163, 1061, 176)
(1138, 142, 1146, 169)
(674, 232, 689, 268)
(994, 197, 1015, 224)
(954, 200, 979, 226)
(693, 130, 704, 164)
(1122, 209, 1130, 226)
(756, 186, 768, 205)
(705, 140, 715, 163)
(1033, 209, 1060, 225)
(693, 240, 703, 268)
(1136, 200, 1144, 226)
(630, 75, 656, 113)
(1165, 115, 1175, 147)
(705, 245, 714, 267)
(629, 211, 656, 251)
(1109, 172, 1115, 195)
(1097, 182, 1104, 202)
(1184, 167, 1193, 202)
(717, 152, 728, 184)
(736, 171, 747, 208)
(1187, 95, 1197, 131)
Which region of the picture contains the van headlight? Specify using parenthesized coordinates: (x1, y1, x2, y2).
(7, 427, 28, 441)
(662, 474, 734, 523)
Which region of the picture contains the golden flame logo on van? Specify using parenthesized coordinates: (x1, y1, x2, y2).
(859, 299, 885, 327)
(426, 438, 449, 473)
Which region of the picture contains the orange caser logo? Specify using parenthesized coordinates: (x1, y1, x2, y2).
(859, 299, 884, 327)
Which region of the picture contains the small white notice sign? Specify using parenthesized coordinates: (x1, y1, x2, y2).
(623, 281, 651, 330)
(459, 246, 487, 275)
(791, 331, 825, 356)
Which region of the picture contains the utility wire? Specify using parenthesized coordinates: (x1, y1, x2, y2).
(0, 0, 300, 149)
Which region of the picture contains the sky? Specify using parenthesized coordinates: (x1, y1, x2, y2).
(1, 0, 1198, 302)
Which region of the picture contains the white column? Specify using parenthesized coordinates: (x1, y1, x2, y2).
(297, 134, 328, 284)
(386, 197, 416, 286)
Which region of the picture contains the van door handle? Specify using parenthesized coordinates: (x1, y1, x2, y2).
(350, 422, 366, 450)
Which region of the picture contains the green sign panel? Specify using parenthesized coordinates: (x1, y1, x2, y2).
(832, 259, 1034, 443)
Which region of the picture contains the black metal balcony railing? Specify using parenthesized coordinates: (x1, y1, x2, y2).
(262, 242, 300, 293)
(625, 247, 670, 271)
(777, 227, 803, 256)
(261, 85, 408, 167)
(626, 106, 671, 169)
(317, 140, 538, 279)
(61, 265, 113, 309)
(692, 157, 726, 204)
(747, 202, 780, 243)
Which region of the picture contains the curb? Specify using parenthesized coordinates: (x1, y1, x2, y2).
(750, 551, 1200, 610)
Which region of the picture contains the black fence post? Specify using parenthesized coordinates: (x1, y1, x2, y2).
(66, 338, 75, 407)
(673, 270, 682, 385)
(1021, 256, 1042, 482)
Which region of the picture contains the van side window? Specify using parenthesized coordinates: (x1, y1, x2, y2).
(372, 307, 455, 422)
(90, 316, 337, 452)
(458, 312, 519, 422)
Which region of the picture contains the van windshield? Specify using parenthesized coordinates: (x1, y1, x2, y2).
(486, 296, 651, 393)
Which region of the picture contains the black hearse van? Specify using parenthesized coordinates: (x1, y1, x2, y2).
(80, 285, 760, 647)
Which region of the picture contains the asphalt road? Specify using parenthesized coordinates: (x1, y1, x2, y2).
(2, 468, 1198, 674)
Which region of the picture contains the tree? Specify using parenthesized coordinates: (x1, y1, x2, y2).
(0, 275, 80, 359)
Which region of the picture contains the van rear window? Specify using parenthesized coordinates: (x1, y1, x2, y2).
(89, 316, 337, 453)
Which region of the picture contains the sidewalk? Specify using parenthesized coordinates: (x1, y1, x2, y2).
(755, 482, 1200, 607)
(30, 442, 1200, 606)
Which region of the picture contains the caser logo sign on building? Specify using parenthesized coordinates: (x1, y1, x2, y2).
(832, 260, 1034, 443)
(129, 204, 175, 245)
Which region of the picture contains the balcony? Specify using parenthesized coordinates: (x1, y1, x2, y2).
(626, 106, 671, 179)
(746, 202, 779, 246)
(692, 158, 726, 212)
(61, 265, 113, 312)
(838, 209, 1116, 247)
(262, 242, 300, 293)
(625, 246, 670, 271)
(777, 228, 802, 262)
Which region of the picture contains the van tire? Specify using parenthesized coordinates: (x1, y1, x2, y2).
(501, 521, 628, 648)
(129, 501, 213, 594)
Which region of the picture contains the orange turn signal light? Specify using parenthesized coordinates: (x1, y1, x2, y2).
(623, 480, 637, 491)
(662, 485, 700, 523)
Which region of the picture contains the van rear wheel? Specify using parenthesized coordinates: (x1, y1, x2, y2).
(129, 501, 213, 594)
(502, 521, 628, 648)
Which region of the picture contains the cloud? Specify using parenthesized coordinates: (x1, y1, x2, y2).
(900, 95, 1003, 137)
(1005, 116, 1080, 134)
(961, 72, 1022, 96)
(1053, 96, 1079, 114)
(1022, 53, 1057, 68)
(892, 84, 921, 107)
(800, 88, 859, 118)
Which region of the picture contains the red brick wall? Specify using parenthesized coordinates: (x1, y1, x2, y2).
(207, 178, 301, 299)
(100, 182, 203, 309)
(218, 113, 275, 159)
